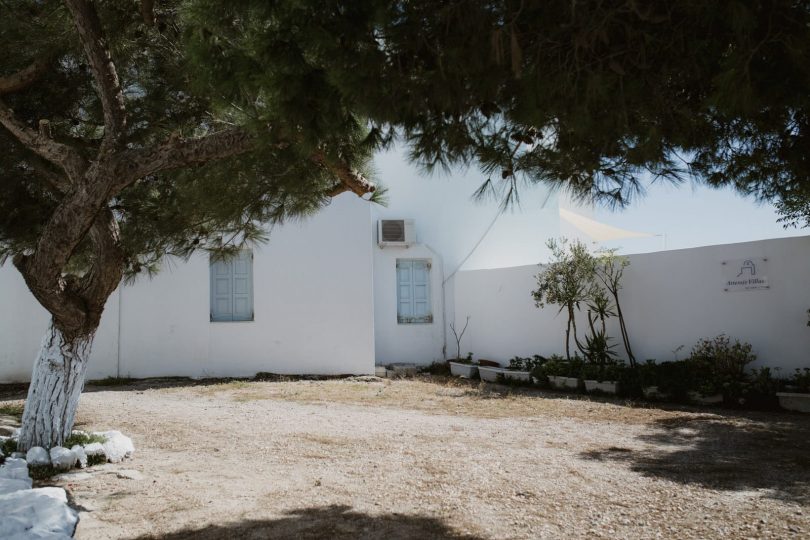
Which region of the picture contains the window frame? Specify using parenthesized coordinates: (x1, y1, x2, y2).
(209, 250, 255, 323)
(395, 258, 433, 324)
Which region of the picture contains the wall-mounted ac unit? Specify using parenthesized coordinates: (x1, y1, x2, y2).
(377, 219, 415, 248)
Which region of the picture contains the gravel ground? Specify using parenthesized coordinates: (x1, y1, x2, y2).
(3, 376, 809, 539)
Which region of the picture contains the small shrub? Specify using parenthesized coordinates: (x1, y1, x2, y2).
(0, 403, 25, 418)
(1, 437, 17, 456)
(790, 368, 810, 393)
(88, 377, 137, 386)
(581, 362, 624, 382)
(687, 335, 756, 401)
(653, 360, 692, 402)
(420, 361, 451, 376)
(451, 353, 475, 365)
(738, 367, 780, 409)
(87, 453, 107, 466)
(28, 464, 60, 480)
(64, 432, 106, 448)
(508, 355, 546, 372)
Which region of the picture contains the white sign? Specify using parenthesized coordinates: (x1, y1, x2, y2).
(722, 257, 769, 292)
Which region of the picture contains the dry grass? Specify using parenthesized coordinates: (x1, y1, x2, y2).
(188, 376, 686, 425)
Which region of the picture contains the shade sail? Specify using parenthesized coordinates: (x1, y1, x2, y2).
(559, 208, 654, 242)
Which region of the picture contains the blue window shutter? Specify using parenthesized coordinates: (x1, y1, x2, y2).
(210, 251, 253, 322)
(396, 259, 432, 324)
(411, 260, 430, 320)
(211, 259, 233, 321)
(397, 260, 413, 322)
(231, 251, 253, 321)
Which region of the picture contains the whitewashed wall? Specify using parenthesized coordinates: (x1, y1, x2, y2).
(0, 194, 375, 383)
(454, 236, 810, 372)
(371, 148, 560, 365)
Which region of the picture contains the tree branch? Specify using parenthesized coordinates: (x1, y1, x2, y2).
(0, 98, 87, 182)
(0, 59, 49, 95)
(110, 128, 255, 191)
(312, 152, 377, 197)
(64, 0, 127, 152)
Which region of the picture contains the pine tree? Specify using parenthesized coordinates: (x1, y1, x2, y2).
(5, 0, 810, 449)
(191, 0, 810, 214)
(0, 0, 376, 450)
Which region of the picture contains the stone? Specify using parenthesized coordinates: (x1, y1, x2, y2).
(49, 447, 77, 471)
(97, 431, 134, 463)
(26, 446, 50, 467)
(0, 426, 17, 437)
(83, 442, 106, 458)
(116, 469, 143, 480)
(71, 445, 88, 468)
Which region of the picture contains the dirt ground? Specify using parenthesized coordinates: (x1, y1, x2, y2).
(3, 376, 810, 539)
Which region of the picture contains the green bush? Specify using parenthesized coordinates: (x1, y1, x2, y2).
(508, 355, 546, 372)
(789, 368, 810, 393)
(64, 432, 106, 448)
(687, 335, 756, 402)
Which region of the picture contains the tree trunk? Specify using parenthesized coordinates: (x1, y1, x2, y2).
(17, 322, 94, 451)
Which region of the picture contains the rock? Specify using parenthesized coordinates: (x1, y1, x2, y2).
(0, 426, 16, 437)
(0, 458, 31, 478)
(26, 446, 50, 467)
(49, 447, 76, 471)
(83, 442, 106, 458)
(0, 477, 32, 495)
(54, 471, 94, 482)
(116, 469, 143, 480)
(0, 487, 78, 539)
(97, 431, 134, 463)
(10, 452, 25, 459)
(71, 445, 87, 468)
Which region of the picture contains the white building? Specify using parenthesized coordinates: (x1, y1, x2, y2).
(1, 148, 808, 382)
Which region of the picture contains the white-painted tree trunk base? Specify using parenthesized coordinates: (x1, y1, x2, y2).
(17, 323, 93, 451)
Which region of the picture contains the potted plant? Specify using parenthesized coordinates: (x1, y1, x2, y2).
(542, 355, 581, 390)
(477, 360, 504, 382)
(449, 353, 478, 379)
(448, 316, 479, 378)
(582, 363, 621, 394)
(501, 356, 539, 383)
(776, 368, 810, 413)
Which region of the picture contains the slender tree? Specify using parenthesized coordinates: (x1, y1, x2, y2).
(594, 250, 635, 367)
(0, 1, 376, 450)
(532, 239, 596, 361)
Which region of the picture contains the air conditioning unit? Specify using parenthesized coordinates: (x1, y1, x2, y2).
(377, 219, 416, 248)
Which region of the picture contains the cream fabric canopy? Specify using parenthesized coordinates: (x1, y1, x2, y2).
(559, 208, 654, 242)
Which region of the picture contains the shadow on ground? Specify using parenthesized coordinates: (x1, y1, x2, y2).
(581, 413, 810, 504)
(130, 505, 484, 540)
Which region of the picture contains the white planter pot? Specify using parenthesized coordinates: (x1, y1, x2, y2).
(503, 370, 530, 382)
(449, 362, 479, 379)
(584, 380, 618, 394)
(478, 366, 505, 382)
(548, 375, 579, 390)
(688, 391, 723, 405)
(776, 392, 810, 413)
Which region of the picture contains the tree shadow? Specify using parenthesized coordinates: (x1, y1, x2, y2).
(129, 505, 485, 540)
(580, 412, 810, 504)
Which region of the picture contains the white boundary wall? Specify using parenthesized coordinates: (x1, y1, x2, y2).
(454, 236, 810, 372)
(0, 194, 375, 383)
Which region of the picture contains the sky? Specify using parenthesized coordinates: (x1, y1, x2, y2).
(588, 180, 808, 255)
(374, 146, 809, 268)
